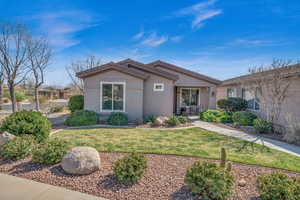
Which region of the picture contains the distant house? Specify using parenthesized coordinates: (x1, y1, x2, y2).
(77, 59, 221, 121)
(217, 64, 300, 127)
(38, 87, 72, 100)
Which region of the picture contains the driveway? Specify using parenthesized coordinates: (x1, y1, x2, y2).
(193, 120, 300, 157)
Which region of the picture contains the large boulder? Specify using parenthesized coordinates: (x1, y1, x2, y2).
(61, 147, 101, 175)
(153, 116, 169, 126)
(0, 132, 16, 147)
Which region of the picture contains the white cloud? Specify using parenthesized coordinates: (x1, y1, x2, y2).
(133, 31, 144, 40)
(29, 10, 100, 50)
(176, 0, 222, 29)
(140, 32, 168, 47)
(170, 35, 183, 42)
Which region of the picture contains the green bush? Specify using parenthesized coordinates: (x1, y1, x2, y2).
(1, 110, 51, 141)
(0, 135, 36, 160)
(185, 161, 234, 200)
(177, 116, 188, 124)
(32, 139, 69, 164)
(65, 110, 99, 126)
(144, 115, 157, 124)
(166, 116, 181, 126)
(107, 112, 128, 126)
(257, 172, 300, 200)
(68, 95, 84, 112)
(113, 153, 147, 184)
(50, 105, 65, 113)
(217, 97, 248, 112)
(232, 111, 257, 126)
(200, 109, 232, 123)
(253, 119, 273, 134)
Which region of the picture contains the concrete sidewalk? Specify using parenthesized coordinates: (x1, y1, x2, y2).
(0, 173, 106, 200)
(194, 120, 300, 157)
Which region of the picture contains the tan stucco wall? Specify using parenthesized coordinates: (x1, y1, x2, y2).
(216, 77, 300, 127)
(83, 70, 144, 121)
(143, 74, 174, 117)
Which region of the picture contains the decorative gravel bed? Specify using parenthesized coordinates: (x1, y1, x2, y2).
(0, 153, 299, 200)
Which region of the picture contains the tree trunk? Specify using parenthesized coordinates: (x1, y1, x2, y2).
(0, 82, 3, 110)
(8, 84, 17, 113)
(34, 87, 40, 111)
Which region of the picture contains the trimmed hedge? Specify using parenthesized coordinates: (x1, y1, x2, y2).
(200, 109, 233, 123)
(0, 110, 51, 141)
(65, 110, 99, 126)
(185, 161, 234, 200)
(0, 135, 37, 160)
(257, 172, 300, 200)
(107, 112, 128, 126)
(253, 119, 273, 134)
(68, 95, 84, 113)
(113, 153, 147, 184)
(232, 111, 257, 126)
(166, 116, 181, 126)
(217, 97, 248, 112)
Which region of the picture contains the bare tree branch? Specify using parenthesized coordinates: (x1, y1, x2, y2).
(65, 55, 101, 94)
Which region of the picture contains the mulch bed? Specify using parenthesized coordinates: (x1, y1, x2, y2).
(0, 153, 299, 200)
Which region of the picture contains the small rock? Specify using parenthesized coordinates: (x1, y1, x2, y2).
(238, 179, 247, 187)
(153, 118, 164, 126)
(0, 132, 16, 147)
(61, 147, 101, 175)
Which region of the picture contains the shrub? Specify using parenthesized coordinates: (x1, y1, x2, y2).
(177, 116, 188, 124)
(232, 111, 257, 126)
(113, 153, 147, 184)
(68, 95, 84, 112)
(107, 112, 128, 126)
(1, 110, 51, 141)
(32, 139, 69, 164)
(65, 110, 99, 126)
(217, 112, 233, 123)
(185, 161, 234, 200)
(257, 172, 300, 200)
(165, 116, 181, 126)
(200, 109, 232, 123)
(253, 119, 273, 134)
(0, 135, 36, 160)
(144, 115, 157, 124)
(49, 105, 65, 113)
(217, 97, 248, 112)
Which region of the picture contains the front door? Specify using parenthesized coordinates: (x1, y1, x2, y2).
(180, 88, 200, 115)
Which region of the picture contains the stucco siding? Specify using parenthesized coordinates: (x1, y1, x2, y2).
(143, 74, 174, 117)
(83, 70, 144, 121)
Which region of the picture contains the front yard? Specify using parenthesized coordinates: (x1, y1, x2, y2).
(53, 127, 300, 172)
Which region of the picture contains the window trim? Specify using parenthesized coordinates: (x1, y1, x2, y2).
(180, 88, 200, 107)
(242, 88, 260, 111)
(227, 88, 238, 98)
(100, 81, 126, 112)
(153, 83, 164, 91)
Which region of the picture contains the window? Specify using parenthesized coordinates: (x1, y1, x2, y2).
(242, 88, 260, 110)
(227, 88, 237, 98)
(181, 88, 199, 107)
(154, 83, 164, 91)
(101, 82, 125, 112)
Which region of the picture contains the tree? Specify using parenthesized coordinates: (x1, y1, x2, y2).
(27, 36, 52, 111)
(66, 55, 101, 94)
(0, 66, 4, 110)
(0, 22, 30, 112)
(240, 59, 300, 125)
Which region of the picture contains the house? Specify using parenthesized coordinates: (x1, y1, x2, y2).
(38, 87, 72, 100)
(76, 59, 221, 121)
(217, 64, 300, 127)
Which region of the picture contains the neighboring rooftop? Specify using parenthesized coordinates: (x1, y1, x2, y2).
(221, 63, 300, 86)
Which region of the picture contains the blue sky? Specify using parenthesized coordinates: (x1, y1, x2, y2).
(1, 0, 300, 86)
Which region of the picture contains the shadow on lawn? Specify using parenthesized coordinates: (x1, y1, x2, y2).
(97, 174, 134, 192)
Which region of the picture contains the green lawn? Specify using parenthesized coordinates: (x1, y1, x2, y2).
(53, 127, 300, 172)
